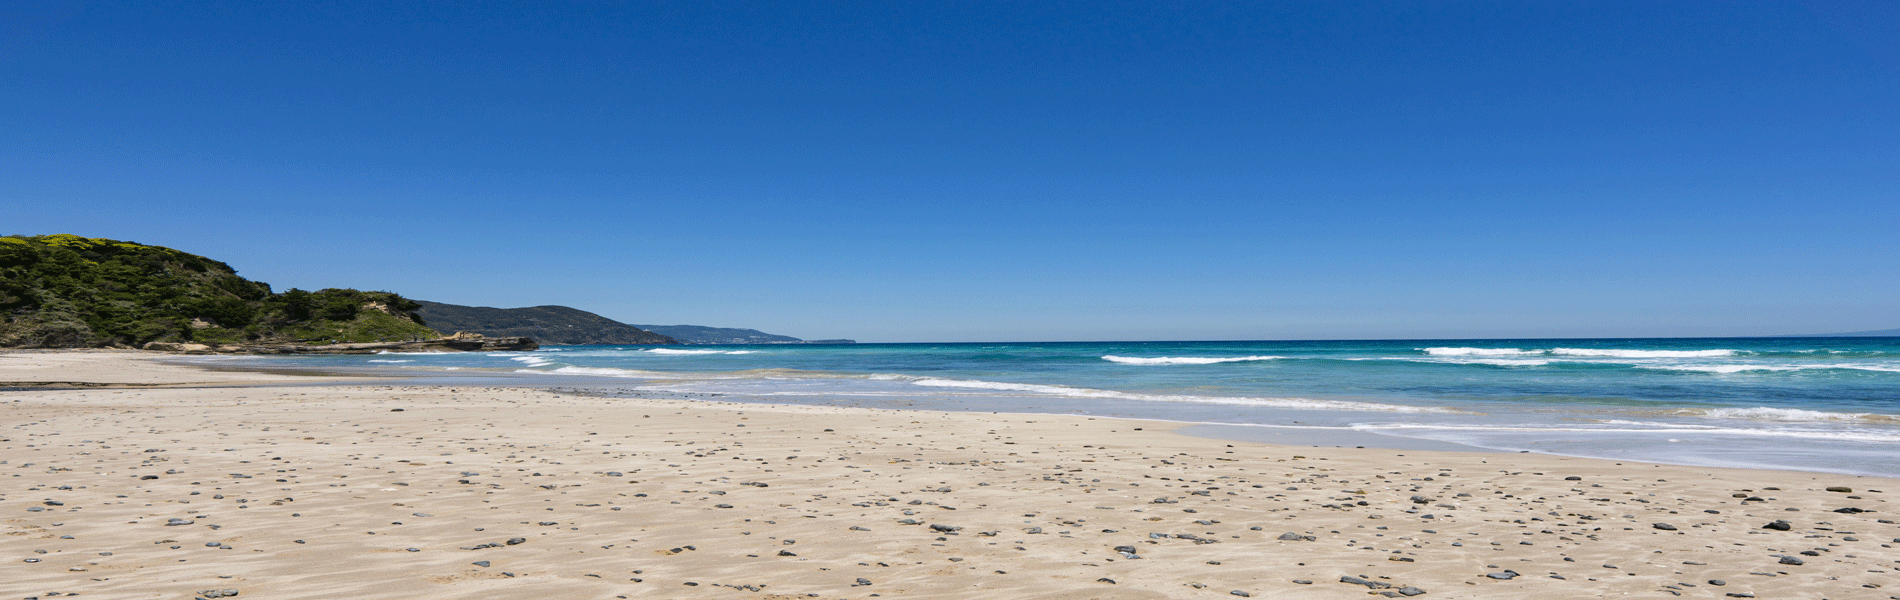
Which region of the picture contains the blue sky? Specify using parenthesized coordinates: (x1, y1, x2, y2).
(5, 1, 1897, 342)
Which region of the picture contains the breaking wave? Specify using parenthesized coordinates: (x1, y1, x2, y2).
(1695, 406, 1900, 423)
(1101, 355, 1283, 365)
(1421, 347, 1738, 358)
(909, 378, 1449, 413)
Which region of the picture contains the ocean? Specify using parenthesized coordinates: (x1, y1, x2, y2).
(201, 337, 1900, 477)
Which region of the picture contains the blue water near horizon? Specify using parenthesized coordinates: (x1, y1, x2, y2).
(202, 337, 1900, 477)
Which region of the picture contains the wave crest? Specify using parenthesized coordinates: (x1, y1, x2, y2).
(910, 378, 1449, 413)
(644, 348, 761, 355)
(1102, 355, 1283, 365)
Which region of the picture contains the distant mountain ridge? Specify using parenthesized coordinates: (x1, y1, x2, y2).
(1786, 328, 1900, 337)
(413, 301, 678, 345)
(634, 324, 801, 345)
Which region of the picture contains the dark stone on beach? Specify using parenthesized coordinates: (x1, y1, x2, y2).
(166, 518, 194, 526)
(1230, 591, 1250, 597)
(505, 537, 526, 545)
(854, 578, 872, 586)
(1564, 476, 1582, 480)
(1096, 578, 1115, 584)
(1114, 545, 1138, 554)
(1778, 555, 1803, 565)
(1342, 575, 1391, 588)
(472, 561, 490, 567)
(1398, 586, 1426, 596)
(1799, 550, 1820, 556)
(1762, 521, 1791, 531)
(778, 550, 796, 556)
(1278, 532, 1312, 541)
(1292, 579, 1312, 584)
(1486, 571, 1518, 580)
(1708, 579, 1726, 586)
(930, 524, 962, 533)
(716, 504, 733, 509)
(1833, 507, 1865, 514)
(1826, 486, 1852, 493)
(1410, 495, 1430, 504)
(1654, 523, 1678, 531)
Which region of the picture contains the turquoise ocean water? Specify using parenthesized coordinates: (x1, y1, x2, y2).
(205, 338, 1900, 477)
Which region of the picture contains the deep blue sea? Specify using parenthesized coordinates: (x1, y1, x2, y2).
(202, 337, 1900, 477)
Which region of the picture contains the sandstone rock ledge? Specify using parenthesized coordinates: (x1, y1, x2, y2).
(144, 332, 538, 354)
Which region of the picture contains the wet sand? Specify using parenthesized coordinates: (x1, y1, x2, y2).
(3, 352, 1896, 599)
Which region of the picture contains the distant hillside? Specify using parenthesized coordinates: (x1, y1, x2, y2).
(633, 324, 800, 344)
(414, 301, 678, 345)
(0, 234, 438, 348)
(1786, 328, 1900, 337)
(630, 324, 853, 345)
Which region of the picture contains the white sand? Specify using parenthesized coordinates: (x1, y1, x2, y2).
(2, 352, 1895, 599)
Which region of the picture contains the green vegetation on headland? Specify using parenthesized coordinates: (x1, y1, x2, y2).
(0, 234, 439, 348)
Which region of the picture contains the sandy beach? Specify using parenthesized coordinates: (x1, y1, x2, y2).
(3, 352, 1896, 599)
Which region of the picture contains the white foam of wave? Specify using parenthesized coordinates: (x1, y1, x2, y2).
(1101, 355, 1284, 365)
(546, 366, 685, 379)
(366, 359, 413, 363)
(644, 348, 762, 355)
(1356, 422, 1900, 444)
(1550, 348, 1737, 358)
(1646, 364, 1801, 374)
(510, 356, 554, 367)
(910, 378, 1449, 413)
(1420, 347, 1739, 359)
(1422, 347, 1533, 356)
(1697, 407, 1898, 423)
(1421, 358, 1554, 367)
(1644, 363, 1900, 374)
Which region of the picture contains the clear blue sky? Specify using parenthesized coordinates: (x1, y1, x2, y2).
(5, 1, 1897, 342)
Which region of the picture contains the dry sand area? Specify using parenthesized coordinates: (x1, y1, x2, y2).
(4, 352, 1899, 599)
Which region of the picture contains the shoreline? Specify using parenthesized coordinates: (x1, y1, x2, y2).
(162, 355, 1900, 478)
(4, 351, 1896, 599)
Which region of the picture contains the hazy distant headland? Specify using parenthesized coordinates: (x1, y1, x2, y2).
(413, 300, 854, 345)
(1784, 328, 1900, 337)
(632, 323, 855, 345)
(413, 301, 679, 345)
